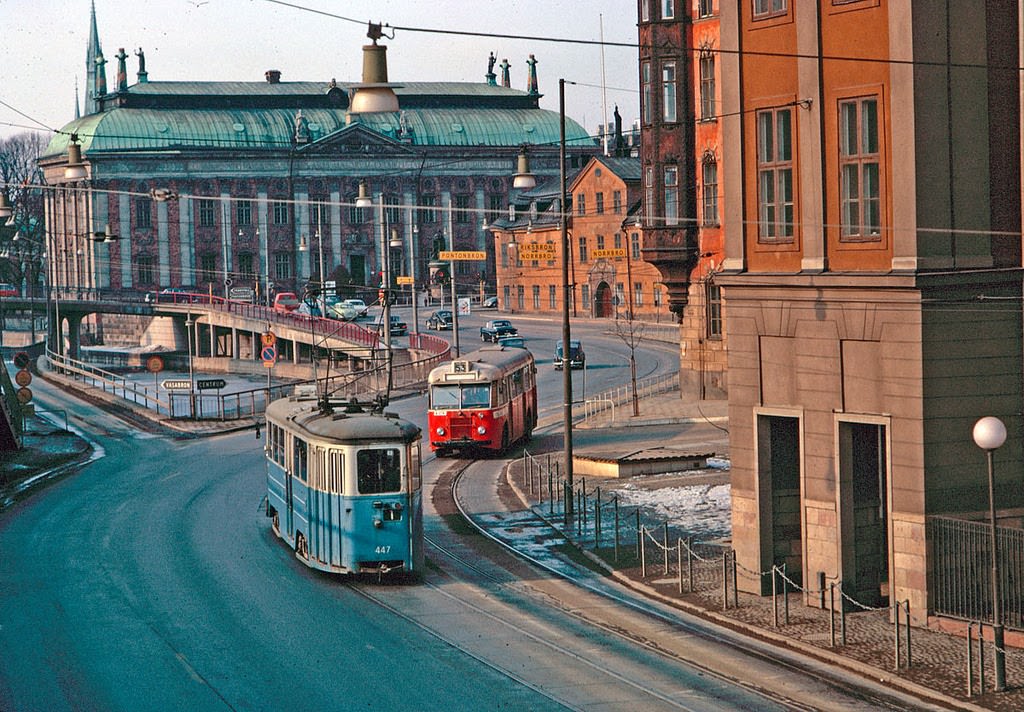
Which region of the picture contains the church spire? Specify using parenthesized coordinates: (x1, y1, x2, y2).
(74, 76, 81, 120)
(85, 0, 107, 115)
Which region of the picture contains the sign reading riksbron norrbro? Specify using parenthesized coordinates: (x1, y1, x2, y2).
(518, 243, 557, 260)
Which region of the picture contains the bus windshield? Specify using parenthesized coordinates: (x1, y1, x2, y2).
(431, 384, 491, 409)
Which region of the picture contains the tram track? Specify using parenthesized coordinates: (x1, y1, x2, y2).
(430, 458, 944, 712)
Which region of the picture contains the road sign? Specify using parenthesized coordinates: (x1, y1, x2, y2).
(439, 250, 486, 261)
(16, 387, 32, 404)
(396, 276, 414, 285)
(261, 331, 276, 347)
(12, 351, 30, 369)
(14, 370, 32, 387)
(261, 344, 277, 368)
(593, 248, 627, 259)
(197, 378, 227, 390)
(146, 355, 164, 373)
(161, 379, 192, 390)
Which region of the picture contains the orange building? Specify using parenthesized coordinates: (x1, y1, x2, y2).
(491, 156, 667, 321)
(719, 1, 1023, 632)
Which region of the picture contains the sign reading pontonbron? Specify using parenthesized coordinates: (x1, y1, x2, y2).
(439, 250, 486, 261)
(162, 379, 192, 390)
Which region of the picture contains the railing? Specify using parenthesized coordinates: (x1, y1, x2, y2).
(582, 371, 679, 424)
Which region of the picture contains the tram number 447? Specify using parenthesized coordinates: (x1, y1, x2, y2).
(375, 546, 391, 554)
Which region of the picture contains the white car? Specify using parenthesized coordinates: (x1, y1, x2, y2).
(340, 298, 368, 317)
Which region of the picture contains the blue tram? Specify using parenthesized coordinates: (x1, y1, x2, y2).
(264, 392, 423, 576)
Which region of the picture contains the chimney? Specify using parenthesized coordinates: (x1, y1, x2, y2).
(265, 69, 282, 84)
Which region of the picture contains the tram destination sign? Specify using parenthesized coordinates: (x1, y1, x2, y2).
(197, 378, 227, 390)
(161, 379, 192, 391)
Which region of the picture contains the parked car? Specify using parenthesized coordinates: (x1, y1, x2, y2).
(482, 296, 498, 309)
(379, 314, 408, 336)
(496, 335, 526, 348)
(328, 301, 359, 321)
(426, 310, 453, 330)
(480, 319, 517, 342)
(0, 283, 18, 297)
(145, 287, 197, 303)
(340, 298, 368, 317)
(554, 339, 585, 370)
(273, 292, 301, 312)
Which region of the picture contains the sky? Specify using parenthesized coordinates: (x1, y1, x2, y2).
(0, 0, 641, 142)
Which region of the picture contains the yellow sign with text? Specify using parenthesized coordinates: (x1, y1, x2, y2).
(439, 250, 487, 261)
(519, 243, 557, 260)
(396, 276, 414, 285)
(593, 248, 627, 259)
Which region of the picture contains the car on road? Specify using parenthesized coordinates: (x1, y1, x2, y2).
(554, 339, 585, 370)
(496, 335, 526, 348)
(273, 292, 301, 312)
(328, 301, 359, 321)
(378, 314, 408, 336)
(426, 310, 453, 330)
(480, 319, 517, 342)
(482, 296, 498, 309)
(340, 298, 368, 317)
(145, 287, 198, 303)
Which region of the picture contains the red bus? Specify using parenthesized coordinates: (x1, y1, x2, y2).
(427, 345, 537, 456)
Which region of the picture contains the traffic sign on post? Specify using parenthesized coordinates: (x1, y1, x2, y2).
(12, 351, 30, 369)
(197, 378, 227, 390)
(439, 250, 487, 261)
(262, 344, 277, 368)
(161, 379, 192, 391)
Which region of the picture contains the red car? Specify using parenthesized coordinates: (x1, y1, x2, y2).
(273, 292, 300, 312)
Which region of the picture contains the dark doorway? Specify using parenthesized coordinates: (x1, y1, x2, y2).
(840, 421, 889, 607)
(758, 414, 803, 590)
(349, 255, 366, 286)
(594, 281, 613, 318)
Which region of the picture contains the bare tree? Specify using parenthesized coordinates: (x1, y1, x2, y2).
(612, 309, 646, 417)
(0, 132, 49, 296)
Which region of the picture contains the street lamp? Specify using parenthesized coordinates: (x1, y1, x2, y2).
(558, 78, 575, 524)
(973, 415, 1008, 692)
(185, 314, 196, 418)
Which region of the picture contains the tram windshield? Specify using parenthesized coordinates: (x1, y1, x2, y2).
(357, 448, 402, 494)
(431, 384, 491, 409)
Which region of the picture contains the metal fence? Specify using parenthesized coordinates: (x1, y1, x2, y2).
(929, 515, 1024, 630)
(582, 371, 679, 424)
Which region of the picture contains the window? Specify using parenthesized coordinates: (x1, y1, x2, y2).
(596, 234, 605, 251)
(595, 192, 604, 215)
(631, 232, 641, 260)
(576, 193, 586, 217)
(237, 252, 254, 280)
(136, 199, 151, 229)
(237, 199, 252, 227)
(357, 448, 401, 494)
(578, 236, 588, 263)
(839, 96, 881, 239)
(664, 167, 679, 226)
(516, 285, 524, 310)
(613, 190, 622, 214)
(137, 255, 154, 284)
(634, 282, 644, 306)
(488, 194, 504, 221)
(502, 285, 510, 308)
(662, 0, 674, 19)
(293, 438, 308, 483)
(419, 195, 437, 224)
(699, 0, 714, 17)
(645, 166, 655, 224)
(662, 62, 677, 122)
(757, 108, 794, 240)
(581, 283, 591, 309)
(273, 201, 289, 225)
(199, 253, 217, 283)
(641, 62, 652, 124)
(754, 0, 787, 18)
(274, 252, 292, 280)
(548, 285, 556, 309)
(706, 282, 723, 339)
(348, 205, 365, 224)
(654, 286, 662, 307)
(614, 232, 623, 250)
(641, 0, 650, 22)
(532, 285, 541, 309)
(198, 200, 216, 227)
(700, 52, 716, 120)
(386, 199, 401, 226)
(309, 202, 329, 227)
(702, 156, 720, 226)
(454, 195, 470, 224)
(614, 282, 625, 307)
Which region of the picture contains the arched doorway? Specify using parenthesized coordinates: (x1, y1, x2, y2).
(594, 281, 613, 318)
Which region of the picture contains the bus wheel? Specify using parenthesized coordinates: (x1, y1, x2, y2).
(272, 511, 280, 534)
(500, 426, 510, 452)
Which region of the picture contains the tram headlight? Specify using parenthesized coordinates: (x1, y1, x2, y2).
(435, 427, 446, 436)
(476, 425, 487, 435)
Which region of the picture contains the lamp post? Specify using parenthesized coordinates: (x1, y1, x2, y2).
(973, 415, 1008, 692)
(185, 314, 196, 418)
(559, 78, 575, 523)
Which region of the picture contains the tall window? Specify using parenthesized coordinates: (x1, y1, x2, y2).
(576, 193, 586, 217)
(631, 231, 641, 260)
(662, 0, 674, 20)
(418, 195, 437, 224)
(757, 108, 794, 240)
(662, 62, 677, 122)
(199, 253, 217, 283)
(654, 286, 662, 307)
(613, 190, 622, 214)
(502, 284, 510, 308)
(699, 52, 716, 120)
(578, 236, 588, 263)
(386, 198, 401, 226)
(548, 285, 556, 309)
(136, 199, 151, 229)
(840, 96, 881, 239)
(641, 62, 652, 124)
(754, 0, 787, 18)
(641, 0, 650, 23)
(309, 202, 329, 227)
(699, 0, 714, 17)
(664, 167, 679, 226)
(488, 194, 504, 222)
(516, 285, 524, 311)
(454, 195, 471, 224)
(614, 283, 625, 307)
(702, 155, 720, 226)
(274, 252, 292, 280)
(706, 282, 723, 339)
(237, 199, 252, 226)
(237, 252, 254, 280)
(532, 285, 541, 309)
(596, 234, 605, 251)
(634, 282, 644, 306)
(137, 255, 154, 285)
(581, 283, 591, 309)
(645, 166, 655, 224)
(595, 192, 604, 215)
(198, 200, 216, 227)
(273, 201, 289, 225)
(349, 205, 364, 224)
(614, 232, 623, 250)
